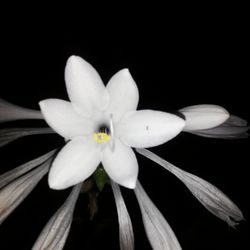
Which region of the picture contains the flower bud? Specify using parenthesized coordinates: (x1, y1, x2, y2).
(179, 104, 229, 131)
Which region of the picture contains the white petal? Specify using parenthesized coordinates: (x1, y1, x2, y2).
(136, 148, 244, 227)
(102, 139, 138, 189)
(179, 104, 230, 131)
(117, 110, 185, 148)
(0, 149, 56, 189)
(0, 160, 51, 224)
(48, 137, 100, 190)
(32, 184, 81, 250)
(111, 181, 134, 250)
(106, 69, 139, 122)
(65, 56, 109, 116)
(134, 181, 182, 250)
(0, 127, 54, 147)
(0, 98, 43, 123)
(39, 99, 94, 139)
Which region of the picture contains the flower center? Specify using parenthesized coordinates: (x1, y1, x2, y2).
(93, 115, 115, 151)
(93, 125, 111, 143)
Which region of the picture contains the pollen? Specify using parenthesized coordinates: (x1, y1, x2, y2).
(93, 132, 111, 143)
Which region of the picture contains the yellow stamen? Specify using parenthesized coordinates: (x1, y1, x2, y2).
(93, 132, 111, 143)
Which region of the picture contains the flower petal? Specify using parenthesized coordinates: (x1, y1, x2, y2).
(65, 56, 109, 116)
(32, 184, 81, 250)
(0, 149, 56, 189)
(117, 110, 185, 148)
(134, 181, 182, 250)
(0, 160, 51, 224)
(188, 115, 249, 139)
(106, 69, 139, 122)
(136, 148, 244, 227)
(102, 139, 138, 189)
(39, 99, 94, 139)
(0, 98, 43, 123)
(111, 181, 134, 250)
(48, 137, 100, 190)
(179, 104, 229, 131)
(0, 127, 54, 148)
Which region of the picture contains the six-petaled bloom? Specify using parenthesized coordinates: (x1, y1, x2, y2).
(39, 56, 185, 190)
(0, 55, 248, 250)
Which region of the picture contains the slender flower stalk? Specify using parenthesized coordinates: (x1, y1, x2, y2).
(111, 181, 134, 250)
(136, 148, 244, 227)
(32, 184, 82, 250)
(134, 181, 182, 250)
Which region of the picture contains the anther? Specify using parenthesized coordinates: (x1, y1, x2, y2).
(109, 114, 115, 152)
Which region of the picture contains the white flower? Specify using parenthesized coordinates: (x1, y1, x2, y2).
(39, 56, 185, 190)
(0, 55, 248, 250)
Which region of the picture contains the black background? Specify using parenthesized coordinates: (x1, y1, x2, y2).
(0, 5, 249, 250)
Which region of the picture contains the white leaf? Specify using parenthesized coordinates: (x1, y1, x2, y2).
(0, 98, 43, 123)
(32, 184, 81, 250)
(134, 181, 182, 250)
(0, 127, 54, 147)
(136, 148, 244, 227)
(111, 181, 134, 250)
(0, 149, 56, 189)
(0, 159, 52, 224)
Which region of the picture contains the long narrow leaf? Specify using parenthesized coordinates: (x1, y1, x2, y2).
(0, 98, 43, 123)
(136, 148, 244, 227)
(32, 184, 82, 250)
(111, 181, 134, 250)
(0, 159, 52, 224)
(134, 181, 182, 250)
(0, 127, 54, 147)
(0, 149, 56, 189)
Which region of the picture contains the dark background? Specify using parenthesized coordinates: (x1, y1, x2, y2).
(0, 6, 249, 250)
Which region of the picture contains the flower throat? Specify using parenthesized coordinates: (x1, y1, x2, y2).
(93, 125, 111, 143)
